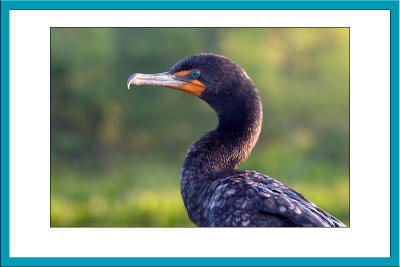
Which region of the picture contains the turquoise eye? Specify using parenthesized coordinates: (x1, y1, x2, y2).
(190, 70, 200, 79)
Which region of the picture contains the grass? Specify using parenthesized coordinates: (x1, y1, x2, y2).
(51, 155, 349, 227)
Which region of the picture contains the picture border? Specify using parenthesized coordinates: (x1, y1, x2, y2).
(1, 1, 398, 267)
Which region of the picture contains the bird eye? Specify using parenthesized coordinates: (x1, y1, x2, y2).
(190, 70, 200, 79)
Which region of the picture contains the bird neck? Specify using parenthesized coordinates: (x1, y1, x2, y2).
(183, 93, 263, 175)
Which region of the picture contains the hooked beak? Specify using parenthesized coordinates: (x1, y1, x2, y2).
(127, 72, 205, 97)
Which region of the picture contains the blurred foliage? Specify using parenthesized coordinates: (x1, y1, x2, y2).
(51, 28, 349, 227)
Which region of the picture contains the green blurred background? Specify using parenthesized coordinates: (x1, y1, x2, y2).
(51, 28, 349, 227)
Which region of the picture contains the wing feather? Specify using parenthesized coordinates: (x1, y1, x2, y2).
(204, 170, 346, 227)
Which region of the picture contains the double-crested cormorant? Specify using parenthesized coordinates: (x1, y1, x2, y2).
(127, 53, 346, 227)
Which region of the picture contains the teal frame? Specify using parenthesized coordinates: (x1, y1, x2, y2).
(1, 1, 398, 266)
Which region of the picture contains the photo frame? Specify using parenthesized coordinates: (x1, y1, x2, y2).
(1, 1, 398, 266)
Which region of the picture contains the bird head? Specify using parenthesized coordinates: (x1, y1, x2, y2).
(127, 54, 258, 110)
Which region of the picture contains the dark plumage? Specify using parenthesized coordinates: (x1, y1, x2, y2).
(127, 53, 346, 227)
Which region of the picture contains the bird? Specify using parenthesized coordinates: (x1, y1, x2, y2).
(127, 53, 346, 227)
